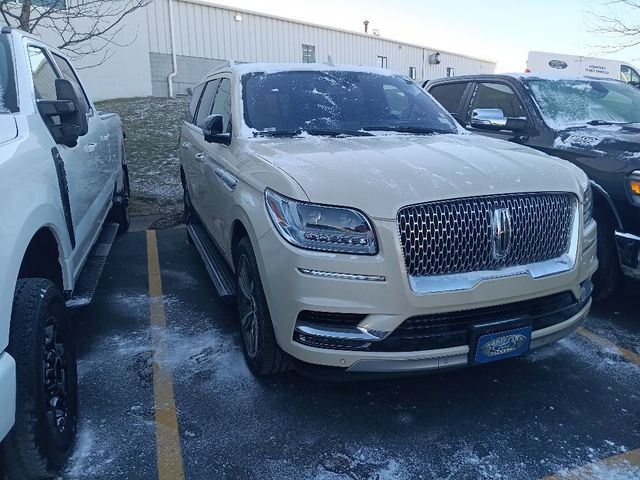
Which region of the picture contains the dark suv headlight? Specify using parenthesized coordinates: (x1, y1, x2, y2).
(265, 189, 378, 255)
(583, 183, 594, 227)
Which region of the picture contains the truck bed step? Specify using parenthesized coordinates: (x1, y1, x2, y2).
(187, 222, 236, 299)
(66, 223, 119, 309)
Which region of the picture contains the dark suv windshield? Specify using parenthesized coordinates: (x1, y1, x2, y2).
(525, 78, 640, 129)
(0, 35, 17, 113)
(242, 70, 457, 136)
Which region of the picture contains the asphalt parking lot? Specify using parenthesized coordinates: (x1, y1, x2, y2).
(60, 226, 639, 480)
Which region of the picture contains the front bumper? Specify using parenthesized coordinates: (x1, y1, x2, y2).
(0, 351, 16, 440)
(256, 216, 598, 372)
(615, 231, 640, 279)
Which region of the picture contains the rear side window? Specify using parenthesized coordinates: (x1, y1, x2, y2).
(469, 82, 525, 118)
(428, 82, 468, 113)
(27, 46, 59, 101)
(195, 79, 219, 127)
(52, 53, 90, 112)
(189, 83, 205, 123)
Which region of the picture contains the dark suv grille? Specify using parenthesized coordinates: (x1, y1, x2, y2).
(398, 193, 576, 277)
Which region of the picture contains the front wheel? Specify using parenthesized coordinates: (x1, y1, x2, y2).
(592, 211, 620, 301)
(234, 237, 291, 375)
(110, 165, 131, 234)
(3, 279, 78, 480)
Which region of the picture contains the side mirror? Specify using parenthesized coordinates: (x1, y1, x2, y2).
(470, 108, 527, 132)
(37, 78, 88, 147)
(202, 114, 231, 145)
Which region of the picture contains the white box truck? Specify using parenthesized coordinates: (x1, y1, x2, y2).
(527, 51, 640, 86)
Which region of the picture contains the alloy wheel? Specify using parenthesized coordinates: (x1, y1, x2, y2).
(237, 255, 259, 358)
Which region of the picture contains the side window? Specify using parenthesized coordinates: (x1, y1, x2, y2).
(195, 79, 219, 127)
(51, 53, 91, 113)
(428, 82, 468, 114)
(621, 65, 640, 84)
(469, 82, 525, 118)
(189, 83, 205, 123)
(211, 78, 232, 133)
(27, 46, 59, 101)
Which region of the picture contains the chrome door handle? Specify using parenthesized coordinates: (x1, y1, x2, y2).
(182, 142, 191, 149)
(194, 152, 206, 162)
(84, 143, 97, 153)
(215, 168, 238, 191)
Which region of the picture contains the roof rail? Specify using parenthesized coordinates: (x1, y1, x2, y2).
(1, 26, 12, 34)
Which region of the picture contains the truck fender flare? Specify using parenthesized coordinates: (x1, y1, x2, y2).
(590, 179, 623, 230)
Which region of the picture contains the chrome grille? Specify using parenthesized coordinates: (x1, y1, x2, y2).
(398, 193, 576, 277)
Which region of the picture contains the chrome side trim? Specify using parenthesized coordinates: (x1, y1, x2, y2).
(297, 268, 385, 282)
(295, 323, 390, 342)
(409, 208, 580, 294)
(215, 168, 238, 191)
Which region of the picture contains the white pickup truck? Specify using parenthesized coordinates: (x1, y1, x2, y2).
(0, 28, 129, 479)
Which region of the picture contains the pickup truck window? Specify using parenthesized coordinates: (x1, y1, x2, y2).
(428, 82, 468, 114)
(27, 46, 59, 101)
(52, 53, 90, 113)
(0, 35, 17, 113)
(526, 78, 640, 129)
(469, 82, 525, 118)
(242, 70, 457, 135)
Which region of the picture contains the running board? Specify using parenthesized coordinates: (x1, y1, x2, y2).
(67, 222, 119, 309)
(187, 222, 236, 298)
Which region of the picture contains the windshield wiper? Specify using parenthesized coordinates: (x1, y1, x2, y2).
(361, 125, 452, 135)
(586, 120, 624, 126)
(254, 128, 373, 138)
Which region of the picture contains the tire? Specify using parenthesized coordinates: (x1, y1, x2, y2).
(184, 184, 195, 246)
(234, 237, 291, 375)
(592, 210, 620, 301)
(110, 165, 131, 234)
(3, 279, 78, 480)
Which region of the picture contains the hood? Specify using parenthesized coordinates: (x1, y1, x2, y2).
(248, 134, 585, 219)
(0, 116, 17, 145)
(554, 124, 640, 170)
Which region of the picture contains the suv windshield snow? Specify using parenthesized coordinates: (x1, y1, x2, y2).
(242, 70, 457, 136)
(0, 35, 17, 113)
(525, 78, 640, 129)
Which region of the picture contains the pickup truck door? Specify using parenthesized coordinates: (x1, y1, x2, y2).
(27, 44, 110, 266)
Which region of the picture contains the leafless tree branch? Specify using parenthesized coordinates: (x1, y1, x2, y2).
(587, 0, 640, 58)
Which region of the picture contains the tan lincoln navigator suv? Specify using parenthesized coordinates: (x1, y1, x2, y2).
(179, 63, 597, 377)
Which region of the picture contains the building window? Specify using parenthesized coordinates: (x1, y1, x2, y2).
(302, 44, 315, 63)
(446, 67, 455, 77)
(377, 56, 388, 68)
(409, 66, 417, 80)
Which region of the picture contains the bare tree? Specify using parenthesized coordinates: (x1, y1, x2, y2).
(589, 0, 640, 54)
(0, 0, 152, 66)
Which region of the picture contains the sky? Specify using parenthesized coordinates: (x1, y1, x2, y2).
(206, 0, 640, 72)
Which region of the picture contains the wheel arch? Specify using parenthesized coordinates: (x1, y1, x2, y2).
(590, 180, 623, 230)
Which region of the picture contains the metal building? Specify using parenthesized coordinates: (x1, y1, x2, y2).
(43, 0, 496, 101)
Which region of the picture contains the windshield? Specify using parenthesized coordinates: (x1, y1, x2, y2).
(241, 70, 458, 136)
(0, 35, 17, 113)
(525, 78, 640, 129)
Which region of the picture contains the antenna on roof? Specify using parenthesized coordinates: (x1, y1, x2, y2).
(326, 55, 335, 66)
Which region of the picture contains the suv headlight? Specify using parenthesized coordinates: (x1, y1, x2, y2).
(583, 183, 594, 227)
(582, 184, 593, 228)
(628, 170, 640, 206)
(265, 189, 378, 255)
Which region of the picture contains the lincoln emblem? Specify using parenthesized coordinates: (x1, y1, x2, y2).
(491, 208, 513, 260)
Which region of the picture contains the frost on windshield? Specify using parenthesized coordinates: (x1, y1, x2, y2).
(527, 79, 640, 130)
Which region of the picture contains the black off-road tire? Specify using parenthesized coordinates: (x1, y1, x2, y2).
(234, 237, 291, 375)
(592, 210, 620, 301)
(3, 279, 78, 480)
(110, 165, 131, 234)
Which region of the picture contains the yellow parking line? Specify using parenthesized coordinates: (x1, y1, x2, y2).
(576, 327, 640, 367)
(544, 448, 640, 479)
(147, 230, 186, 480)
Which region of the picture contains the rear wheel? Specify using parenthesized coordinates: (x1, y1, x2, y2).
(110, 165, 130, 234)
(234, 237, 291, 375)
(592, 210, 620, 301)
(3, 279, 78, 480)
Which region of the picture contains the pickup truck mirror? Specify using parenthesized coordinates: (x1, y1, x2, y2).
(470, 108, 528, 133)
(37, 78, 89, 148)
(202, 114, 231, 145)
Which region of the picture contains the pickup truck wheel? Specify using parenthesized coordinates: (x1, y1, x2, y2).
(592, 211, 620, 301)
(3, 279, 78, 480)
(235, 238, 291, 375)
(110, 165, 130, 234)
